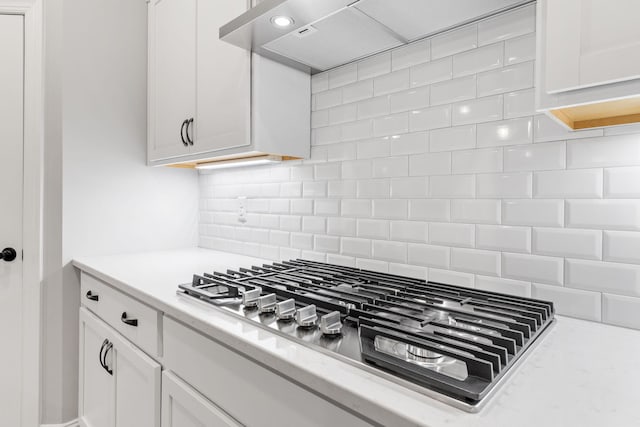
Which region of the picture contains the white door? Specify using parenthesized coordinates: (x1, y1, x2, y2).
(0, 14, 24, 427)
(162, 371, 241, 427)
(194, 0, 251, 154)
(148, 0, 196, 161)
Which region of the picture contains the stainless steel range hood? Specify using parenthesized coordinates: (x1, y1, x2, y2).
(220, 0, 531, 74)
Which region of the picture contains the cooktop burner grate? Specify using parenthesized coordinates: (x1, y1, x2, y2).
(178, 259, 555, 409)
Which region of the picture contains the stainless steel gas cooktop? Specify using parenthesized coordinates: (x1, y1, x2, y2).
(178, 259, 555, 412)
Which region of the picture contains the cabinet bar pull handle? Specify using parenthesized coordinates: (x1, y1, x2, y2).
(86, 291, 99, 301)
(180, 119, 188, 146)
(121, 312, 138, 327)
(103, 342, 113, 375)
(186, 118, 194, 145)
(99, 339, 109, 371)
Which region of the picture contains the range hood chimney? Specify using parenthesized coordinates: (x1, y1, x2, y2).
(220, 0, 532, 73)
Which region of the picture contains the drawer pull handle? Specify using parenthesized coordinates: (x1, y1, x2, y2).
(99, 339, 113, 376)
(121, 312, 138, 327)
(86, 291, 99, 301)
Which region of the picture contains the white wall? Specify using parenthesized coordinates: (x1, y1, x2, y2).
(200, 4, 640, 331)
(42, 0, 199, 422)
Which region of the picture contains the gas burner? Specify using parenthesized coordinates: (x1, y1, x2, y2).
(178, 259, 555, 411)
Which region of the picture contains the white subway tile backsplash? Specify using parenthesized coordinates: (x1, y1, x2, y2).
(452, 43, 503, 77)
(476, 275, 531, 297)
(372, 240, 407, 263)
(201, 9, 640, 330)
(409, 105, 452, 132)
(602, 294, 640, 329)
(503, 89, 535, 119)
(329, 63, 357, 89)
(409, 152, 452, 176)
(503, 200, 564, 227)
(373, 113, 409, 137)
(566, 200, 640, 231)
(409, 199, 451, 221)
(392, 39, 430, 70)
(357, 179, 390, 198)
(566, 259, 640, 297)
(357, 96, 389, 120)
(532, 283, 601, 321)
(476, 172, 532, 198)
(374, 69, 410, 96)
(341, 199, 371, 217)
(390, 177, 428, 198)
(390, 220, 429, 243)
(534, 169, 602, 199)
(373, 156, 408, 178)
(478, 4, 535, 46)
(342, 80, 374, 104)
(373, 199, 407, 219)
(604, 167, 640, 198)
(358, 51, 391, 80)
(451, 248, 501, 276)
(408, 243, 450, 268)
(533, 228, 602, 260)
(430, 125, 476, 152)
(477, 117, 533, 148)
(451, 200, 501, 224)
(430, 222, 475, 248)
(502, 253, 563, 285)
(504, 33, 535, 65)
(430, 174, 476, 198)
(477, 61, 534, 97)
(341, 237, 371, 258)
(315, 88, 342, 110)
(431, 24, 477, 59)
(390, 132, 429, 156)
(476, 225, 531, 253)
(452, 147, 503, 174)
(504, 141, 566, 172)
(357, 219, 389, 239)
(567, 134, 640, 168)
(603, 231, 640, 264)
(389, 86, 430, 113)
(430, 75, 476, 105)
(452, 95, 503, 125)
(410, 57, 453, 87)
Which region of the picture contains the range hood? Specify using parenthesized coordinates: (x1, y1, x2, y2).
(221, 0, 531, 73)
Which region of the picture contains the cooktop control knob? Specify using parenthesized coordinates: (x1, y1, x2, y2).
(242, 288, 262, 308)
(320, 311, 342, 336)
(258, 293, 277, 313)
(275, 298, 296, 320)
(294, 304, 317, 328)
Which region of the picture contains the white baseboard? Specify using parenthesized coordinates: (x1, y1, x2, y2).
(41, 420, 79, 427)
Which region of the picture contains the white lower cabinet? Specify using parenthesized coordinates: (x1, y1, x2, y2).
(162, 371, 241, 427)
(79, 308, 161, 427)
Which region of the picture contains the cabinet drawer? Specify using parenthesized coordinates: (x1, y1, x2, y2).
(81, 272, 161, 357)
(163, 316, 372, 427)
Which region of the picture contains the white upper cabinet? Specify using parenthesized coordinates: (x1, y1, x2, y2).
(537, 0, 640, 130)
(544, 0, 640, 93)
(148, 0, 197, 160)
(147, 0, 310, 166)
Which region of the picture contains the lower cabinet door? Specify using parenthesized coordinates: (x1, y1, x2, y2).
(79, 308, 161, 427)
(112, 328, 162, 427)
(162, 371, 242, 427)
(79, 309, 115, 427)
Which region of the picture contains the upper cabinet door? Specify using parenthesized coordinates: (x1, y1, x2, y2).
(148, 0, 197, 161)
(545, 0, 640, 93)
(194, 0, 251, 154)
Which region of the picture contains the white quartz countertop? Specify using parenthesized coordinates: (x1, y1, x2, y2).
(73, 248, 640, 427)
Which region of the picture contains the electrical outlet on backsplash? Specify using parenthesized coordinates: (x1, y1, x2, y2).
(199, 4, 640, 330)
